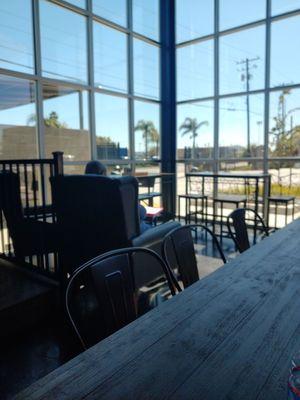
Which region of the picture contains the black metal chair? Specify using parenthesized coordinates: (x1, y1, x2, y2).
(268, 195, 295, 229)
(66, 247, 180, 349)
(162, 224, 226, 290)
(138, 176, 161, 206)
(227, 208, 269, 253)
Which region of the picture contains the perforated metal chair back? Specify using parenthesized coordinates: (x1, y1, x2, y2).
(66, 247, 179, 349)
(227, 208, 268, 253)
(162, 224, 226, 289)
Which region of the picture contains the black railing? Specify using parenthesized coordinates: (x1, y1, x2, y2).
(0, 152, 63, 279)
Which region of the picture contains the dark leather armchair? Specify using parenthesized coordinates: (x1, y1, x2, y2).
(0, 171, 58, 259)
(50, 175, 180, 285)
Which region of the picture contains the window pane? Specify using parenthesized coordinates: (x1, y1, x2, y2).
(220, 0, 266, 31)
(219, 94, 265, 158)
(93, 23, 127, 93)
(271, 15, 300, 88)
(66, 0, 86, 8)
(176, 0, 214, 43)
(134, 101, 160, 160)
(177, 40, 214, 101)
(43, 84, 90, 161)
(272, 0, 300, 16)
(177, 101, 214, 160)
(95, 94, 129, 160)
(0, 75, 37, 159)
(93, 0, 127, 26)
(134, 39, 160, 100)
(0, 0, 34, 73)
(269, 89, 300, 157)
(220, 26, 265, 95)
(133, 0, 159, 41)
(40, 1, 87, 84)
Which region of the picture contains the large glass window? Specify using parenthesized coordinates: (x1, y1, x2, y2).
(220, 0, 266, 31)
(93, 22, 127, 93)
(95, 93, 129, 160)
(176, 0, 214, 43)
(219, 94, 265, 158)
(134, 100, 160, 161)
(93, 0, 127, 27)
(133, 0, 159, 41)
(177, 40, 214, 101)
(271, 15, 300, 88)
(272, 0, 300, 16)
(269, 88, 300, 158)
(0, 0, 34, 73)
(43, 84, 90, 161)
(0, 75, 37, 159)
(133, 39, 160, 100)
(219, 26, 265, 95)
(177, 101, 214, 160)
(40, 1, 87, 84)
(66, 0, 86, 8)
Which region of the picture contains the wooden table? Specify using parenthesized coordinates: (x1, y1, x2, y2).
(16, 219, 300, 399)
(186, 171, 271, 220)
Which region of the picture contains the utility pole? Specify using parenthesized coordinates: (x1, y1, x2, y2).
(237, 57, 260, 157)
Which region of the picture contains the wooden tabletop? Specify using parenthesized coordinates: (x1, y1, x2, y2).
(16, 219, 300, 400)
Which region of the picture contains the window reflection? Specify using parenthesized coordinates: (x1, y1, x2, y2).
(93, 0, 127, 27)
(0, 0, 34, 73)
(43, 84, 90, 161)
(95, 93, 129, 160)
(94, 23, 127, 93)
(271, 15, 300, 88)
(133, 0, 159, 41)
(177, 101, 214, 160)
(176, 0, 214, 43)
(177, 40, 214, 101)
(133, 39, 160, 100)
(0, 75, 37, 159)
(220, 0, 266, 31)
(219, 26, 265, 95)
(219, 94, 264, 158)
(269, 89, 300, 158)
(134, 101, 160, 161)
(40, 0, 87, 84)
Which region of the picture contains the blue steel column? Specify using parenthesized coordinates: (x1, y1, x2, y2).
(160, 0, 176, 217)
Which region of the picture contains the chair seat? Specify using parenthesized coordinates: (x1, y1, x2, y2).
(179, 194, 207, 199)
(213, 195, 247, 204)
(268, 195, 295, 203)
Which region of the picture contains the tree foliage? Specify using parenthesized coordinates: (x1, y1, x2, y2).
(180, 117, 209, 159)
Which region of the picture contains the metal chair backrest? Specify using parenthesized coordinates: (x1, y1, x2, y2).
(227, 208, 269, 253)
(138, 176, 156, 190)
(66, 247, 179, 349)
(162, 224, 226, 289)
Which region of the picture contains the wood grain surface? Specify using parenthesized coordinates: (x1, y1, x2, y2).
(15, 219, 300, 400)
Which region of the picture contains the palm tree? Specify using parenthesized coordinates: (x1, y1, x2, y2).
(134, 120, 158, 159)
(180, 117, 208, 159)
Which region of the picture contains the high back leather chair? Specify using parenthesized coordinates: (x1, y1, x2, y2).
(51, 175, 180, 284)
(0, 171, 57, 258)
